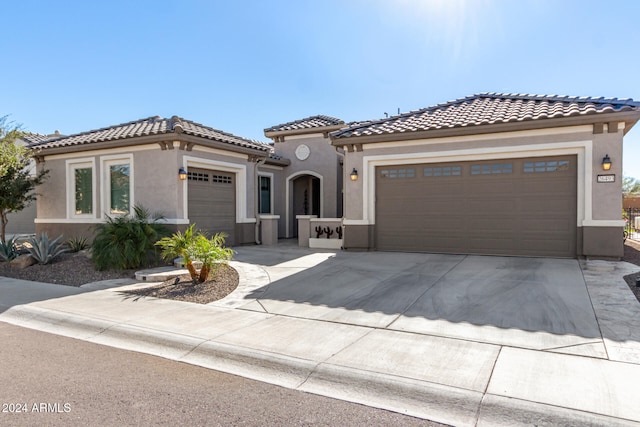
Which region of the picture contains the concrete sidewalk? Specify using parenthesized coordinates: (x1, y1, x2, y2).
(1, 249, 640, 426)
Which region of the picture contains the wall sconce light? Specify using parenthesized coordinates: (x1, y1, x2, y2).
(350, 168, 358, 181)
(178, 167, 188, 180)
(601, 154, 612, 171)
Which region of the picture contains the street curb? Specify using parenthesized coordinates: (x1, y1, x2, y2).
(1, 305, 637, 426)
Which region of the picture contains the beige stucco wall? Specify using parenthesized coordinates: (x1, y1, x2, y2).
(339, 124, 626, 257)
(5, 202, 36, 236)
(590, 129, 623, 220)
(35, 142, 262, 245)
(272, 133, 341, 237)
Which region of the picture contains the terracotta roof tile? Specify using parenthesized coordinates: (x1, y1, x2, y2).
(28, 116, 271, 152)
(264, 115, 345, 133)
(331, 93, 640, 139)
(21, 133, 53, 144)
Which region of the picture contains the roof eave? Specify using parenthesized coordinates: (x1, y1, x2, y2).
(265, 157, 291, 167)
(264, 124, 346, 140)
(32, 133, 270, 157)
(330, 111, 640, 145)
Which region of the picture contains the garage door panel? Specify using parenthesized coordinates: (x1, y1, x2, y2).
(468, 217, 517, 232)
(520, 197, 574, 213)
(468, 181, 517, 194)
(467, 198, 518, 212)
(375, 156, 577, 257)
(188, 168, 235, 245)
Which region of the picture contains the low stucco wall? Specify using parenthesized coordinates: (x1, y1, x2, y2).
(583, 226, 624, 259)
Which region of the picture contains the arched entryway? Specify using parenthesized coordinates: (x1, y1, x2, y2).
(286, 171, 323, 238)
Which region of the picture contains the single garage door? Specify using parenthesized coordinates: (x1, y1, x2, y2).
(375, 155, 577, 257)
(187, 168, 236, 245)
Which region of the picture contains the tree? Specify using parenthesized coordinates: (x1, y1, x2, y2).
(623, 176, 640, 196)
(0, 116, 48, 241)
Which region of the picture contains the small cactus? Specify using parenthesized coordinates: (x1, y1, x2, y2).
(324, 227, 334, 239)
(315, 226, 324, 238)
(336, 227, 343, 239)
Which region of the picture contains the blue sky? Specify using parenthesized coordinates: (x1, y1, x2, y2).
(3, 0, 640, 177)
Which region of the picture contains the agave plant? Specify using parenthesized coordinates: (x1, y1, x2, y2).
(0, 237, 19, 262)
(66, 236, 89, 253)
(27, 233, 68, 265)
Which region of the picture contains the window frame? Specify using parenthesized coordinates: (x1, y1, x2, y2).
(101, 154, 134, 218)
(66, 158, 96, 219)
(258, 172, 274, 215)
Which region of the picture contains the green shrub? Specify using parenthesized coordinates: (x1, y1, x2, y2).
(0, 237, 19, 262)
(92, 205, 169, 271)
(27, 233, 68, 264)
(66, 236, 89, 253)
(155, 225, 234, 283)
(190, 232, 234, 283)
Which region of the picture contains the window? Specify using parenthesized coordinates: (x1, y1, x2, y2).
(102, 155, 133, 216)
(67, 159, 95, 218)
(471, 163, 513, 175)
(380, 168, 416, 179)
(424, 166, 461, 177)
(75, 167, 93, 214)
(212, 174, 233, 184)
(188, 171, 209, 181)
(109, 164, 130, 214)
(258, 175, 272, 214)
(523, 160, 569, 173)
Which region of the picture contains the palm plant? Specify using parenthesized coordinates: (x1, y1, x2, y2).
(155, 225, 234, 284)
(92, 205, 169, 270)
(155, 224, 199, 281)
(190, 232, 234, 283)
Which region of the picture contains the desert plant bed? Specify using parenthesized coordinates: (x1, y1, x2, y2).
(121, 264, 239, 304)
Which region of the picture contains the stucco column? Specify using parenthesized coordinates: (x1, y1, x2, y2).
(259, 215, 280, 246)
(296, 215, 317, 247)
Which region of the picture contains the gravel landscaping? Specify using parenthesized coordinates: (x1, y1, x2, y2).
(0, 251, 138, 287)
(121, 265, 239, 304)
(0, 250, 240, 304)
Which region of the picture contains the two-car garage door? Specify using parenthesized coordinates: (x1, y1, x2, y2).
(187, 168, 236, 245)
(375, 155, 577, 257)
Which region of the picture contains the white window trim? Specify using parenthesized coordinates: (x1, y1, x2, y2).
(258, 172, 274, 215)
(65, 158, 96, 219)
(101, 154, 134, 218)
(360, 140, 593, 227)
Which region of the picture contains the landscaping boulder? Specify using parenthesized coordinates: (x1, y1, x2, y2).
(10, 254, 36, 269)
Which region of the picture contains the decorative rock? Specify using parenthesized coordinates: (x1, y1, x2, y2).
(10, 254, 36, 269)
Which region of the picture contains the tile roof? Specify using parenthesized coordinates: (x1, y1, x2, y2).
(331, 93, 640, 139)
(21, 133, 54, 144)
(28, 116, 271, 152)
(264, 115, 345, 134)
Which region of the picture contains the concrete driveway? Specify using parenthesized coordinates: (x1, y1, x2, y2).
(2, 242, 640, 425)
(234, 245, 602, 353)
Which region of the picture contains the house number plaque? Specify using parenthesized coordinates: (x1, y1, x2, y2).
(597, 174, 615, 183)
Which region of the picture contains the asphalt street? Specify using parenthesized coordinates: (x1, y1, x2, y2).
(0, 323, 446, 427)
